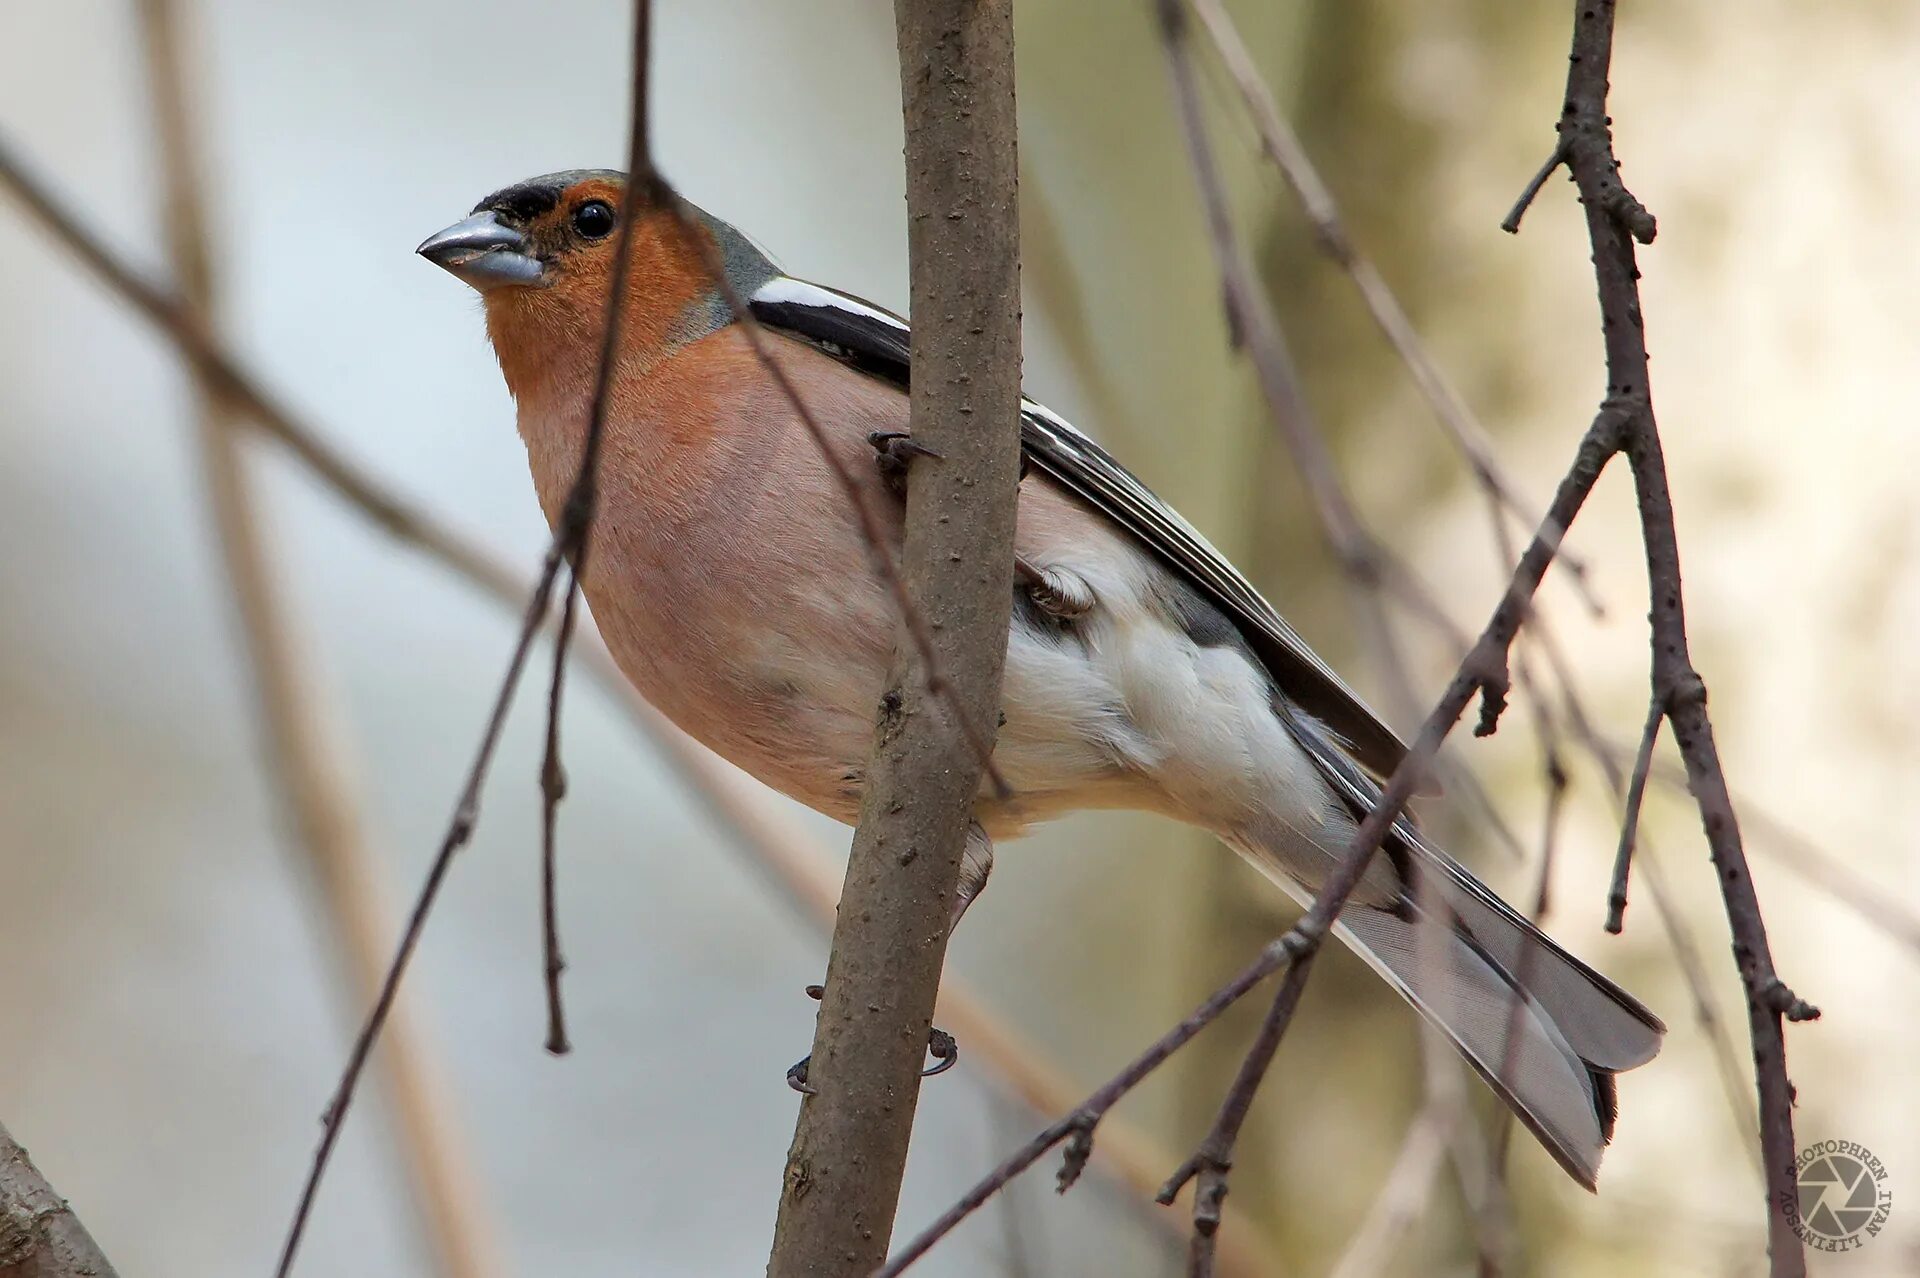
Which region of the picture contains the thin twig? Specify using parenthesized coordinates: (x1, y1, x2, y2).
(271, 6, 657, 1271)
(537, 565, 579, 1056)
(1523, 620, 1762, 1153)
(133, 3, 499, 1275)
(878, 933, 1307, 1278)
(529, 0, 662, 1059)
(0, 136, 522, 606)
(1533, 1, 1810, 1268)
(272, 532, 569, 1278)
(1501, 144, 1569, 235)
(1154, 0, 1461, 832)
(1154, 2, 1514, 1258)
(1605, 698, 1664, 933)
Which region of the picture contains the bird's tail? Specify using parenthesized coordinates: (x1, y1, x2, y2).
(1239, 715, 1665, 1188)
(1246, 842, 1663, 1188)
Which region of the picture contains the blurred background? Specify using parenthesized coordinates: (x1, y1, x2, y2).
(3, 1, 1916, 1275)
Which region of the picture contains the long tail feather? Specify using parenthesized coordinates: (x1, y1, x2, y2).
(1246, 706, 1666, 1187)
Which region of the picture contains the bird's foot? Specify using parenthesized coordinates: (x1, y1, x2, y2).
(866, 430, 942, 497)
(785, 982, 959, 1094)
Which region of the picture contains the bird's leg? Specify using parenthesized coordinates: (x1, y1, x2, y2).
(786, 823, 991, 1094)
(1015, 557, 1096, 620)
(868, 431, 1032, 498)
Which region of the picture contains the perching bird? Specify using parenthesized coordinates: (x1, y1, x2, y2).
(418, 169, 1663, 1188)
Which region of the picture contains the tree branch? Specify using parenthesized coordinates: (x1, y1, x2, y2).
(1604, 697, 1663, 933)
(0, 1121, 120, 1278)
(1540, 1, 1811, 1269)
(764, 3, 1023, 1273)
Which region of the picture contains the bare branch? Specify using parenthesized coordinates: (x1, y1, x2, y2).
(269, 4, 659, 1270)
(0, 143, 517, 604)
(1605, 698, 1664, 933)
(764, 4, 1024, 1273)
(1535, 1, 1810, 1267)
(537, 564, 579, 1056)
(0, 1121, 120, 1278)
(1500, 144, 1569, 235)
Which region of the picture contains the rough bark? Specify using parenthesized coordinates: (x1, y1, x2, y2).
(0, 1123, 118, 1278)
(764, 3, 1023, 1274)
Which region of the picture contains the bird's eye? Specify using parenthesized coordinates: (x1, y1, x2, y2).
(572, 200, 617, 240)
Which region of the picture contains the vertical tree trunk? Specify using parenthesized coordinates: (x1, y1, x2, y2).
(765, 3, 1023, 1274)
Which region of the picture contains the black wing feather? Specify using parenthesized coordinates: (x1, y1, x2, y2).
(747, 275, 1410, 780)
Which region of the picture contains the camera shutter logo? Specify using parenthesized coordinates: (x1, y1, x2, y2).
(1793, 1140, 1891, 1250)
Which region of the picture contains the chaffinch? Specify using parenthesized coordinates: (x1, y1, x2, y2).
(418, 169, 1663, 1188)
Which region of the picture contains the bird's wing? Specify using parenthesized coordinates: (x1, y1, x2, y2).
(747, 274, 1410, 780)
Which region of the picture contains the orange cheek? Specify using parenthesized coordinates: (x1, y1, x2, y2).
(481, 210, 730, 398)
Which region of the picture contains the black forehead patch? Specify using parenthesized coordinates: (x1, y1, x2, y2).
(473, 168, 626, 221)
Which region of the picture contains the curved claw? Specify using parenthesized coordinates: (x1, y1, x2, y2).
(867, 430, 943, 498)
(786, 1055, 817, 1095)
(922, 1027, 959, 1078)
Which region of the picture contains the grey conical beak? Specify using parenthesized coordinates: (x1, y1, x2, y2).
(416, 211, 546, 290)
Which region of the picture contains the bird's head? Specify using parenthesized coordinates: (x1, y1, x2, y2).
(418, 170, 774, 393)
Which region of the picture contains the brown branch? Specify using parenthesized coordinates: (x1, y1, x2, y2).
(531, 2, 661, 1059)
(537, 564, 578, 1056)
(1535, 2, 1810, 1269)
(1152, 1, 1509, 1258)
(1520, 621, 1764, 1160)
(1604, 697, 1664, 933)
(131, 3, 501, 1275)
(1500, 144, 1568, 235)
(764, 4, 1024, 1274)
(896, 8, 1820, 1259)
(0, 1121, 120, 1278)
